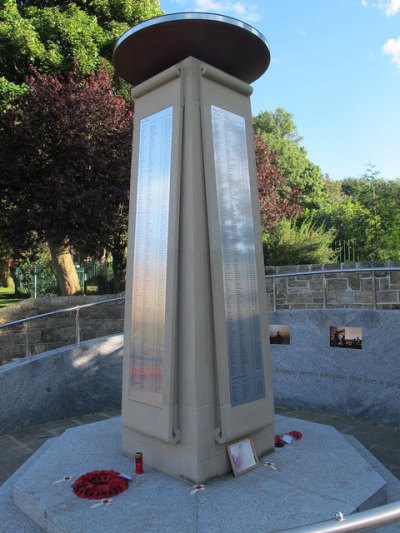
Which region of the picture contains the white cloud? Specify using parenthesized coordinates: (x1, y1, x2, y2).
(378, 0, 400, 15)
(232, 2, 246, 16)
(383, 35, 400, 69)
(170, 0, 262, 23)
(194, 0, 224, 9)
(361, 0, 400, 14)
(386, 0, 400, 15)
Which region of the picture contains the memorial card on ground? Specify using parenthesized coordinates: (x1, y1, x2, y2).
(227, 436, 258, 476)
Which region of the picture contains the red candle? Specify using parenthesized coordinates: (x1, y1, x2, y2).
(135, 452, 143, 474)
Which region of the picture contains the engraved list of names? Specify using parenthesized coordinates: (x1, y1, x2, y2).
(211, 105, 265, 407)
(129, 106, 173, 406)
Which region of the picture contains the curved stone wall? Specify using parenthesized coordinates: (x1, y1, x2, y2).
(270, 309, 400, 426)
(0, 334, 123, 434)
(1, 309, 399, 434)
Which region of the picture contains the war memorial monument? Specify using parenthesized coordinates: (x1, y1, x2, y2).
(113, 12, 275, 483)
(3, 12, 400, 533)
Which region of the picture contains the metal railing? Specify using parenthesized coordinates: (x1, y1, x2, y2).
(0, 296, 124, 358)
(278, 500, 400, 532)
(1, 267, 400, 358)
(267, 267, 400, 312)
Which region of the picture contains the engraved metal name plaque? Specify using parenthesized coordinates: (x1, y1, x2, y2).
(129, 106, 173, 406)
(211, 105, 265, 407)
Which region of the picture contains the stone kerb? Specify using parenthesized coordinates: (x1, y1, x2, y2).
(0, 294, 124, 364)
(265, 260, 400, 310)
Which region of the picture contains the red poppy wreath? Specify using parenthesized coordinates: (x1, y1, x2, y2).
(72, 470, 129, 500)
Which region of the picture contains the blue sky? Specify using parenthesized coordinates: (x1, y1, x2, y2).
(159, 0, 400, 181)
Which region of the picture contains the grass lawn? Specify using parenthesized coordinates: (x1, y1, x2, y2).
(0, 287, 22, 309)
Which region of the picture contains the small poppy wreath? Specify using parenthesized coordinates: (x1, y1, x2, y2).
(72, 470, 128, 500)
(287, 431, 302, 441)
(274, 431, 303, 448)
(274, 435, 286, 447)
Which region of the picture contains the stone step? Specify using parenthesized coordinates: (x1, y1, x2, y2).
(0, 438, 56, 532)
(9, 415, 395, 532)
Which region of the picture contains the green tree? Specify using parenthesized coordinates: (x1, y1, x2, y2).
(254, 133, 301, 233)
(263, 217, 336, 266)
(0, 67, 133, 295)
(253, 107, 324, 209)
(0, 0, 163, 105)
(0, 225, 13, 288)
(253, 107, 302, 143)
(341, 172, 400, 260)
(0, 0, 162, 291)
(314, 196, 374, 261)
(312, 171, 400, 262)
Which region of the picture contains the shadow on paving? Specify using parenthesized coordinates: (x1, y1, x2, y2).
(0, 407, 399, 487)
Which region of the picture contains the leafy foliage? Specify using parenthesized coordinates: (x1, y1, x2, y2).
(16, 245, 58, 295)
(253, 107, 302, 143)
(254, 133, 301, 233)
(0, 76, 27, 107)
(253, 107, 324, 208)
(315, 173, 400, 261)
(17, 0, 162, 26)
(253, 114, 334, 266)
(0, 0, 163, 105)
(254, 109, 400, 264)
(0, 66, 133, 290)
(263, 217, 336, 266)
(343, 176, 400, 260)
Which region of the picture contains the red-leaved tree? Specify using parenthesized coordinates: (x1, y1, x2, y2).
(254, 133, 301, 233)
(0, 66, 133, 294)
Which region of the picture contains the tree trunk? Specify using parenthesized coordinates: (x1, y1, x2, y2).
(0, 260, 13, 288)
(111, 244, 127, 293)
(49, 242, 81, 296)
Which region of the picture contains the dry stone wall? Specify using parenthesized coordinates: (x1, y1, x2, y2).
(265, 260, 400, 310)
(1, 260, 400, 362)
(0, 294, 124, 363)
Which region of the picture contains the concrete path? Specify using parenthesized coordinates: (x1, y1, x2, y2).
(1, 406, 399, 487)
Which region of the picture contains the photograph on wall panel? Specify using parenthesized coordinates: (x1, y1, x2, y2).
(329, 326, 362, 349)
(269, 325, 290, 345)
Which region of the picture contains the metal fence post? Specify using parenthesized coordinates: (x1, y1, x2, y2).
(25, 321, 31, 357)
(75, 307, 81, 344)
(372, 272, 377, 310)
(322, 275, 326, 309)
(33, 264, 38, 298)
(273, 278, 276, 311)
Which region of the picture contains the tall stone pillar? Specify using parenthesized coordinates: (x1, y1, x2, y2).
(113, 13, 274, 484)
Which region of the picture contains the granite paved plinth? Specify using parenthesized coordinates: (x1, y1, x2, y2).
(8, 415, 394, 532)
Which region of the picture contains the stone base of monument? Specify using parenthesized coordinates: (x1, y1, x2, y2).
(2, 416, 400, 532)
